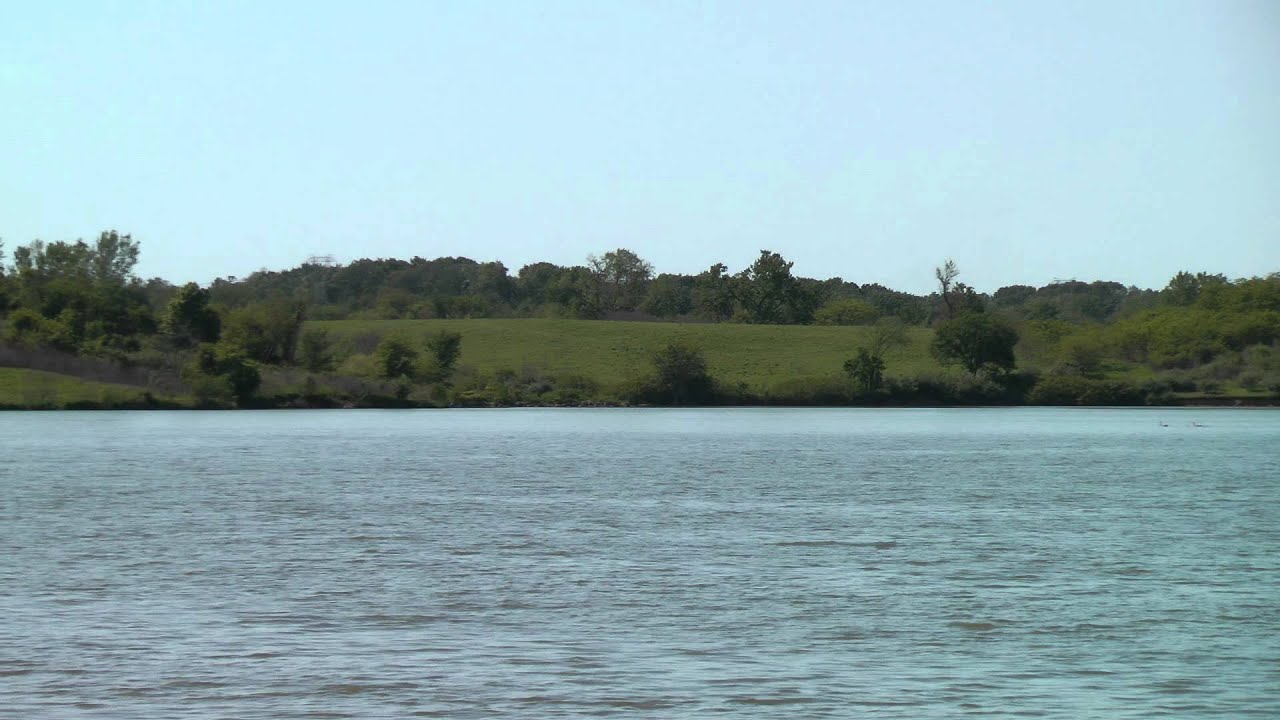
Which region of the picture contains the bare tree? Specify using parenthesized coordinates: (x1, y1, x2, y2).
(867, 316, 909, 358)
(935, 258, 959, 320)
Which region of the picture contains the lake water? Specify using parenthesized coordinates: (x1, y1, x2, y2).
(2, 408, 1278, 718)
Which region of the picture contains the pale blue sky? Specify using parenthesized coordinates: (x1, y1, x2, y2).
(2, 0, 1277, 293)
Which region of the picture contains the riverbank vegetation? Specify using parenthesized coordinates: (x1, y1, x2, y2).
(0, 232, 1277, 408)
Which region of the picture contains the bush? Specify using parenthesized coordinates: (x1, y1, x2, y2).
(299, 328, 335, 372)
(425, 330, 463, 381)
(762, 376, 853, 405)
(1058, 333, 1106, 377)
(814, 298, 879, 326)
(1027, 375, 1148, 406)
(931, 312, 1019, 376)
(8, 309, 76, 351)
(336, 353, 377, 378)
(184, 343, 261, 405)
(617, 345, 717, 405)
(1158, 370, 1198, 392)
(187, 372, 234, 406)
(649, 342, 715, 405)
(374, 334, 418, 379)
(843, 349, 885, 393)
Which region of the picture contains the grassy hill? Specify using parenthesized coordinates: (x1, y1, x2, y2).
(312, 318, 948, 392)
(0, 368, 167, 409)
(3, 318, 1270, 409)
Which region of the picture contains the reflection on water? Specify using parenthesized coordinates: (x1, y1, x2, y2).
(2, 408, 1278, 718)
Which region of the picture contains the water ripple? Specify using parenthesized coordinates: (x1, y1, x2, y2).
(2, 408, 1278, 718)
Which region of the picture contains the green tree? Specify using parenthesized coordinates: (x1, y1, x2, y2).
(935, 258, 959, 320)
(426, 330, 462, 370)
(221, 300, 306, 364)
(548, 266, 604, 319)
(1058, 332, 1106, 377)
(640, 273, 695, 318)
(4, 232, 152, 352)
(162, 283, 221, 347)
(814, 298, 879, 326)
(652, 342, 714, 404)
(299, 328, 335, 372)
(588, 248, 654, 312)
(992, 284, 1036, 309)
(1162, 271, 1202, 306)
(843, 348, 886, 393)
(514, 262, 562, 310)
(418, 330, 463, 384)
(931, 312, 1019, 376)
(732, 250, 815, 324)
(375, 334, 418, 378)
(8, 308, 73, 349)
(694, 263, 736, 321)
(89, 230, 140, 285)
(186, 343, 261, 405)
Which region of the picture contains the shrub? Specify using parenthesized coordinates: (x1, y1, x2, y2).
(814, 298, 879, 326)
(763, 376, 853, 405)
(650, 343, 714, 405)
(374, 334, 418, 379)
(931, 312, 1019, 376)
(184, 343, 261, 405)
(425, 330, 463, 382)
(1027, 375, 1147, 406)
(299, 328, 335, 372)
(7, 309, 76, 351)
(843, 349, 885, 393)
(618, 344, 717, 405)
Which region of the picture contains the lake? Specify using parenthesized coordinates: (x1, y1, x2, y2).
(2, 408, 1278, 718)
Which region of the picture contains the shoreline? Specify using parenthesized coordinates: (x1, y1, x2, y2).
(4, 397, 1277, 411)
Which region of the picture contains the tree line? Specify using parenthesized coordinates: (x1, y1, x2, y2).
(0, 231, 1277, 407)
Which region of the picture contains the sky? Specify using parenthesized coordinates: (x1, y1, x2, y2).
(2, 1, 1277, 294)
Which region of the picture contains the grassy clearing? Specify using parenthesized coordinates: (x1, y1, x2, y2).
(312, 318, 950, 391)
(3, 318, 1266, 409)
(0, 367, 169, 409)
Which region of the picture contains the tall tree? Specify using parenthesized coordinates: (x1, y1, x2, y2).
(299, 328, 335, 372)
(843, 349, 886, 393)
(651, 342, 714, 404)
(90, 230, 140, 285)
(425, 330, 463, 372)
(694, 263, 736, 321)
(640, 273, 695, 318)
(221, 300, 306, 364)
(548, 266, 604, 319)
(374, 334, 418, 379)
(931, 312, 1019, 376)
(935, 259, 959, 320)
(162, 283, 222, 347)
(588, 248, 654, 312)
(515, 262, 562, 310)
(733, 250, 816, 324)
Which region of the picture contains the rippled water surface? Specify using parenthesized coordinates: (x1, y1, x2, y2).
(2, 408, 1279, 718)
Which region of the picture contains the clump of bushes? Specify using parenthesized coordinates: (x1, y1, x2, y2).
(1027, 375, 1158, 406)
(183, 344, 261, 407)
(620, 342, 718, 405)
(452, 365, 602, 406)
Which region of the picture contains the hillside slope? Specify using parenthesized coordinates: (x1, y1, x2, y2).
(0, 368, 163, 409)
(313, 318, 944, 391)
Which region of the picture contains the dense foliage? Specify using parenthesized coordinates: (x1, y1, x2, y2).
(1, 231, 1277, 407)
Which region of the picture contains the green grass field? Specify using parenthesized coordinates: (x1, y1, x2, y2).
(312, 318, 949, 391)
(0, 367, 161, 409)
(0, 317, 1269, 407)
